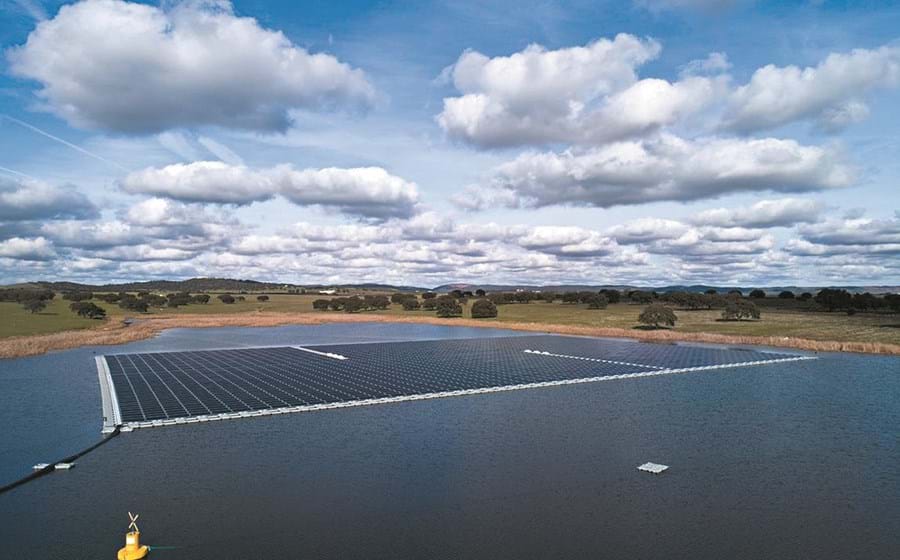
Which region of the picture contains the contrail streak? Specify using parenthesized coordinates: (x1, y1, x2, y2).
(0, 165, 38, 181)
(1, 114, 130, 172)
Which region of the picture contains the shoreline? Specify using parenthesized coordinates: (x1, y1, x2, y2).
(1, 311, 899, 359)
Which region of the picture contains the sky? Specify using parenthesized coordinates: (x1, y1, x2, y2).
(0, 0, 898, 287)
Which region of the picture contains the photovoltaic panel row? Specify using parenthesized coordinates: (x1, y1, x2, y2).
(306, 334, 796, 370)
(102, 335, 803, 424)
(106, 340, 640, 423)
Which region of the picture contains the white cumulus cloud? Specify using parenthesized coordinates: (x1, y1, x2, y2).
(7, 0, 375, 133)
(458, 134, 852, 210)
(0, 178, 98, 221)
(121, 162, 420, 220)
(0, 236, 55, 260)
(725, 44, 900, 132)
(436, 34, 715, 147)
(692, 198, 824, 227)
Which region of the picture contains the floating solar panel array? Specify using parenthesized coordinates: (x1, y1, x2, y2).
(95, 334, 815, 432)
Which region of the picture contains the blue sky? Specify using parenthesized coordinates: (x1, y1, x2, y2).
(0, 0, 898, 286)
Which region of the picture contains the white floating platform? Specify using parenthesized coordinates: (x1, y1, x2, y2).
(32, 463, 50, 470)
(637, 462, 669, 474)
(54, 463, 74, 470)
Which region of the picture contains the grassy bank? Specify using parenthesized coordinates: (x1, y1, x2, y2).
(1, 294, 898, 358)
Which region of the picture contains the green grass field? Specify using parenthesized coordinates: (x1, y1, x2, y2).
(2, 294, 898, 346)
(0, 298, 107, 338)
(486, 301, 900, 344)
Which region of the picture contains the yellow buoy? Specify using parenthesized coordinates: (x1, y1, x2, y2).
(117, 512, 149, 560)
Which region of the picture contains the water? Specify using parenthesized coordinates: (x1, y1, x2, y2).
(1, 323, 898, 558)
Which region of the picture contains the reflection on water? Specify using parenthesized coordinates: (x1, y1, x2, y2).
(0, 323, 898, 558)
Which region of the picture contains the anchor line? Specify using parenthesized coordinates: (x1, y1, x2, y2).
(0, 427, 121, 496)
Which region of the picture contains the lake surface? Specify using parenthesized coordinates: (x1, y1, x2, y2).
(0, 323, 898, 559)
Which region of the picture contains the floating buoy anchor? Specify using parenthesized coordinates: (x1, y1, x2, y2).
(118, 512, 149, 560)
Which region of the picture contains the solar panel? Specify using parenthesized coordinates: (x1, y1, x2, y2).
(96, 334, 813, 432)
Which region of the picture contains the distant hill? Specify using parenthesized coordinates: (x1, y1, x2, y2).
(15, 278, 430, 293)
(432, 283, 900, 294)
(30, 278, 297, 293)
(309, 283, 427, 292)
(4, 278, 897, 295)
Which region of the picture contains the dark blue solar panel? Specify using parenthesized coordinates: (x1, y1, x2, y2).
(103, 335, 799, 423)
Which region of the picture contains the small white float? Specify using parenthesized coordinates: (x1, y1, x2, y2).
(637, 462, 669, 474)
(32, 463, 50, 470)
(54, 462, 74, 470)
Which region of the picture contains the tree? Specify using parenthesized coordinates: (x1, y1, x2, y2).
(70, 301, 106, 319)
(421, 292, 437, 300)
(629, 290, 653, 304)
(514, 291, 540, 303)
(22, 299, 47, 314)
(193, 294, 210, 304)
(471, 299, 498, 318)
(62, 291, 93, 302)
(421, 298, 437, 310)
(402, 298, 421, 311)
(638, 304, 677, 328)
(851, 292, 882, 312)
(343, 297, 366, 313)
(705, 293, 726, 309)
(663, 291, 688, 308)
(390, 293, 408, 304)
(488, 292, 513, 305)
(256, 295, 269, 302)
(166, 292, 193, 308)
(722, 299, 761, 321)
(143, 294, 167, 307)
(684, 293, 707, 310)
(749, 289, 766, 299)
(705, 289, 718, 295)
(799, 292, 813, 301)
(728, 289, 743, 296)
(884, 293, 900, 313)
(814, 288, 852, 312)
(118, 296, 149, 313)
(778, 290, 795, 299)
(600, 289, 620, 304)
(0, 288, 54, 303)
(562, 292, 580, 304)
(585, 293, 608, 310)
(312, 299, 330, 311)
(576, 291, 597, 304)
(435, 296, 462, 318)
(475, 289, 486, 297)
(365, 295, 390, 310)
(218, 294, 236, 304)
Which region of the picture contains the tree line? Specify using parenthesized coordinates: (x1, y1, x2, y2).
(312, 292, 500, 319)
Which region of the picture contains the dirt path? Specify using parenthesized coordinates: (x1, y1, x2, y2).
(1, 311, 899, 359)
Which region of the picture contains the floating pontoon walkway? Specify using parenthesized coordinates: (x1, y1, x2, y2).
(96, 334, 815, 432)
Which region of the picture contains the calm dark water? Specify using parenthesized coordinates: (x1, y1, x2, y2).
(0, 323, 898, 559)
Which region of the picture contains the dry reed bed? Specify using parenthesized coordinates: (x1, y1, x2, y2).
(1, 312, 898, 360)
